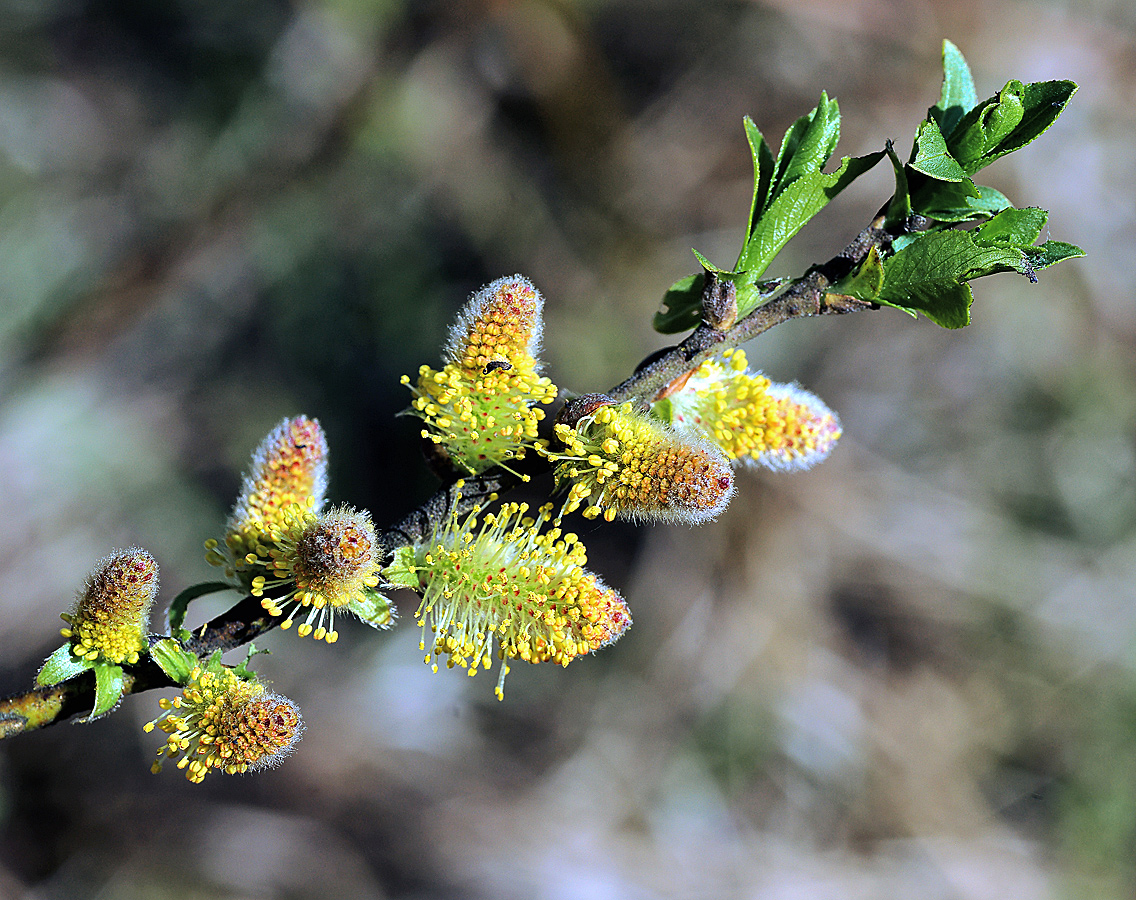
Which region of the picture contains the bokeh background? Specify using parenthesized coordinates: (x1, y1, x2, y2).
(1, 1, 1133, 898)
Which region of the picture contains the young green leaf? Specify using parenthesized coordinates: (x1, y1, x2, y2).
(909, 118, 971, 183)
(884, 280, 974, 329)
(736, 94, 887, 277)
(828, 246, 885, 302)
(877, 223, 1076, 328)
(348, 586, 395, 630)
(149, 638, 199, 685)
(883, 230, 1019, 325)
(383, 546, 423, 590)
(947, 79, 1077, 176)
(1020, 240, 1084, 270)
(771, 92, 842, 202)
(974, 207, 1048, 246)
(86, 663, 126, 720)
(879, 231, 994, 327)
(232, 644, 270, 681)
(653, 272, 705, 334)
(166, 581, 233, 636)
(691, 249, 721, 272)
(743, 116, 775, 243)
(932, 39, 978, 137)
(36, 645, 94, 687)
(736, 150, 884, 277)
(912, 182, 1011, 223)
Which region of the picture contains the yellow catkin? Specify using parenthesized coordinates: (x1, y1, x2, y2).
(145, 665, 303, 784)
(545, 402, 735, 524)
(206, 416, 329, 589)
(385, 494, 631, 699)
(664, 349, 842, 470)
(256, 505, 386, 644)
(403, 276, 557, 474)
(60, 548, 158, 666)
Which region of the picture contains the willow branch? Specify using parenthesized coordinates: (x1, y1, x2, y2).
(0, 210, 923, 736)
(608, 212, 925, 404)
(1, 659, 171, 739)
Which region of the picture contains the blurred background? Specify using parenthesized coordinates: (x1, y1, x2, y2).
(0, 0, 1133, 897)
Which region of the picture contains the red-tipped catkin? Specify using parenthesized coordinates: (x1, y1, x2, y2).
(228, 415, 329, 542)
(206, 416, 330, 586)
(60, 548, 158, 665)
(402, 275, 557, 475)
(255, 505, 385, 644)
(145, 665, 303, 784)
(445, 274, 545, 369)
(547, 401, 735, 524)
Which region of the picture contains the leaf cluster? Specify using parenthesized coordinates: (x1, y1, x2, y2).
(654, 40, 1082, 334)
(37, 645, 127, 721)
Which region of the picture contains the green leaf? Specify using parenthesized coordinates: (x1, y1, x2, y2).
(743, 116, 775, 242)
(657, 100, 885, 333)
(947, 80, 1022, 172)
(735, 94, 883, 277)
(947, 79, 1076, 175)
(652, 272, 704, 334)
(149, 638, 199, 685)
(87, 663, 125, 720)
(1021, 240, 1085, 270)
(383, 547, 422, 590)
(982, 80, 1077, 166)
(909, 118, 971, 183)
(912, 182, 1011, 222)
(36, 644, 93, 687)
(881, 280, 975, 329)
(879, 229, 1028, 327)
(932, 39, 978, 137)
(349, 586, 396, 630)
(166, 581, 233, 635)
(772, 92, 841, 200)
(200, 649, 226, 674)
(233, 644, 270, 681)
(974, 206, 1048, 247)
(737, 150, 884, 277)
(690, 249, 720, 272)
(829, 246, 885, 302)
(890, 233, 921, 254)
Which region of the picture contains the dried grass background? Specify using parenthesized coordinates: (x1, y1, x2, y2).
(1, 1, 1134, 898)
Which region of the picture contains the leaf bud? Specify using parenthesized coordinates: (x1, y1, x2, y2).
(701, 272, 738, 331)
(556, 393, 616, 430)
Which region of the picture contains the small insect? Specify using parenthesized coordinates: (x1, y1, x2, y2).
(482, 360, 512, 375)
